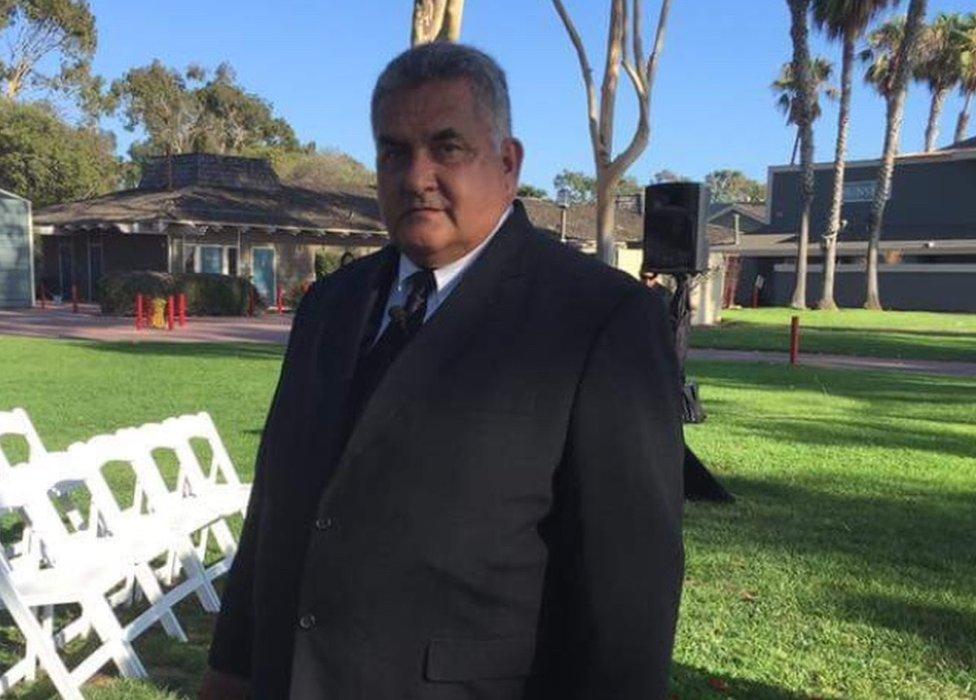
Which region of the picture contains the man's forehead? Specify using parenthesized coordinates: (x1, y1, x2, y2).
(374, 79, 487, 136)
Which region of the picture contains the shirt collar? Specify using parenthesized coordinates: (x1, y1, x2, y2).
(395, 204, 513, 293)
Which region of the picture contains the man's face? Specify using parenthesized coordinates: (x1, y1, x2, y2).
(373, 79, 523, 268)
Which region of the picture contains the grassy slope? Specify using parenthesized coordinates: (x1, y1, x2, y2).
(1, 337, 974, 699)
(691, 308, 976, 363)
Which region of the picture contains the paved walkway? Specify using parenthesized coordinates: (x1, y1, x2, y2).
(3, 305, 974, 378)
(0, 304, 293, 345)
(689, 348, 976, 378)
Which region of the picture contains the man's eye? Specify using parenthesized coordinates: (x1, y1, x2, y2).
(379, 147, 407, 165)
(434, 143, 466, 160)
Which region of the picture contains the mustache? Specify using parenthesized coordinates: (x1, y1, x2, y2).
(395, 201, 448, 222)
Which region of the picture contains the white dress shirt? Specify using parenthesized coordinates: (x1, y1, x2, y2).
(375, 205, 513, 339)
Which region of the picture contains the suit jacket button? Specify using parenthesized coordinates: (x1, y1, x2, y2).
(298, 614, 317, 630)
(315, 517, 334, 531)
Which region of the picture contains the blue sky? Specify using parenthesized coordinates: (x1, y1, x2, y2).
(87, 0, 974, 193)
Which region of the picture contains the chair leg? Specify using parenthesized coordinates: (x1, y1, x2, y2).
(81, 594, 148, 679)
(131, 564, 188, 642)
(209, 519, 239, 561)
(2, 597, 84, 700)
(175, 541, 221, 613)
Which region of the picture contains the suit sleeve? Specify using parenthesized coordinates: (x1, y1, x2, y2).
(561, 286, 685, 699)
(207, 286, 321, 679)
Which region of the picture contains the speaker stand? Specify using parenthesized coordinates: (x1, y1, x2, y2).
(671, 273, 734, 504)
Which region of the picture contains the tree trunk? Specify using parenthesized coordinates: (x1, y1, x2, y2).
(790, 130, 800, 165)
(411, 0, 463, 45)
(865, 0, 927, 309)
(954, 91, 973, 145)
(923, 86, 949, 152)
(818, 35, 855, 311)
(595, 178, 617, 265)
(787, 0, 814, 310)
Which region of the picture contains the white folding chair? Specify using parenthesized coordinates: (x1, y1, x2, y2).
(0, 408, 86, 686)
(0, 408, 47, 468)
(80, 430, 224, 611)
(0, 450, 188, 699)
(141, 413, 250, 583)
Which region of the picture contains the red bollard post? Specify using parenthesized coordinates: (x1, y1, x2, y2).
(135, 294, 144, 330)
(789, 315, 800, 366)
(277, 286, 284, 314)
(72, 284, 79, 313)
(38, 284, 46, 310)
(247, 287, 255, 317)
(178, 293, 187, 326)
(167, 295, 175, 331)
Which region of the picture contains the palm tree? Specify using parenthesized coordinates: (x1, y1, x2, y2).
(783, 0, 823, 309)
(952, 13, 976, 143)
(861, 0, 928, 309)
(812, 0, 897, 311)
(915, 13, 967, 151)
(772, 57, 838, 165)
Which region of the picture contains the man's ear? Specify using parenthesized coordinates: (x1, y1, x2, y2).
(501, 137, 524, 192)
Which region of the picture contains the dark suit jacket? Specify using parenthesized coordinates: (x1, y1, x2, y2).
(208, 201, 685, 699)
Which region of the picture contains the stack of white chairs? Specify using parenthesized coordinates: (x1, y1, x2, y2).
(0, 408, 251, 699)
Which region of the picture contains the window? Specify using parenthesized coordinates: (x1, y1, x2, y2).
(183, 245, 239, 275)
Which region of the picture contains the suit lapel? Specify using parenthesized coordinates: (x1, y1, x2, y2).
(311, 246, 398, 466)
(319, 202, 535, 504)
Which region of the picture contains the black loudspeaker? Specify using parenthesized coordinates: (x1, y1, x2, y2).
(641, 182, 710, 274)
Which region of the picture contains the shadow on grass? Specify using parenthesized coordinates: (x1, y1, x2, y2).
(686, 475, 976, 595)
(833, 594, 976, 671)
(689, 361, 976, 407)
(80, 340, 285, 362)
(672, 663, 814, 699)
(723, 415, 976, 460)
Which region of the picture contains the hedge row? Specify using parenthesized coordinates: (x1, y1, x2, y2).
(99, 271, 260, 316)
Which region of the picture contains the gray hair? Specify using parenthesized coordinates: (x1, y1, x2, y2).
(371, 43, 512, 145)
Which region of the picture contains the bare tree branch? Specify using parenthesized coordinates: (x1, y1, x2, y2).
(551, 0, 601, 156)
(610, 0, 671, 178)
(632, 0, 646, 88)
(598, 0, 626, 165)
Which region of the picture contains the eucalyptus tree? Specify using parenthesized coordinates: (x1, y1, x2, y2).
(914, 12, 967, 151)
(551, 0, 673, 264)
(411, 0, 465, 45)
(861, 0, 928, 309)
(812, 0, 896, 310)
(0, 0, 96, 100)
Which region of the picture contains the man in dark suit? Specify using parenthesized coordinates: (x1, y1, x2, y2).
(202, 43, 684, 699)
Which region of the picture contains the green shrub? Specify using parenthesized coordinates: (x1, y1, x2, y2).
(98, 271, 259, 316)
(98, 271, 174, 315)
(314, 250, 345, 281)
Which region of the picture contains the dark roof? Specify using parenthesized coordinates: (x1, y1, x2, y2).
(138, 153, 281, 191)
(708, 201, 768, 225)
(35, 183, 384, 232)
(943, 135, 976, 151)
(521, 198, 644, 242)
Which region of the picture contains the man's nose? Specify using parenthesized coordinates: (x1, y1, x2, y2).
(401, 150, 438, 195)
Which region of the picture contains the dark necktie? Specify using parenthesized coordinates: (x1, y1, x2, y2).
(345, 269, 436, 434)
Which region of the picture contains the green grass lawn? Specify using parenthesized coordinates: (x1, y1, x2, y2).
(1, 337, 975, 699)
(692, 308, 976, 363)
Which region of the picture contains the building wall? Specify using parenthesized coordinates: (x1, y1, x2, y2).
(166, 227, 383, 302)
(617, 247, 723, 325)
(0, 193, 33, 308)
(40, 232, 169, 300)
(769, 158, 976, 242)
(769, 262, 976, 312)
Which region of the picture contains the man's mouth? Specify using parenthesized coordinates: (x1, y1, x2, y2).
(402, 207, 444, 221)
